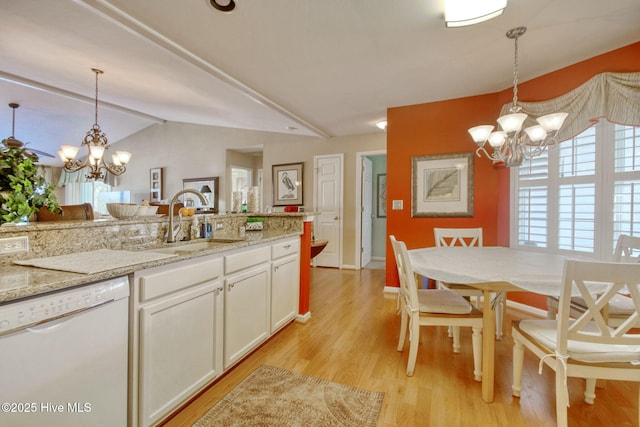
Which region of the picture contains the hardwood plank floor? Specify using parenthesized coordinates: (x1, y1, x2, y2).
(161, 267, 637, 427)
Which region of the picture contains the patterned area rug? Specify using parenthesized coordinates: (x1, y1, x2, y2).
(193, 365, 384, 427)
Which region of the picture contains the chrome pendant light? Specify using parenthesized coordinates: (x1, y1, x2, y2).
(468, 27, 568, 167)
(59, 68, 131, 180)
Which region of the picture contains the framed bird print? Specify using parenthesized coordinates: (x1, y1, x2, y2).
(272, 162, 303, 206)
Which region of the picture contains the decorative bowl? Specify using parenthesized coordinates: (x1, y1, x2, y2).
(107, 203, 138, 219)
(135, 205, 159, 217)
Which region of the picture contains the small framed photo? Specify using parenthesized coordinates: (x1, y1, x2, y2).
(272, 162, 303, 206)
(150, 167, 163, 202)
(411, 152, 473, 217)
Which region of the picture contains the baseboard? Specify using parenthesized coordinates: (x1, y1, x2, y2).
(295, 312, 312, 323)
(341, 264, 356, 270)
(384, 286, 399, 295)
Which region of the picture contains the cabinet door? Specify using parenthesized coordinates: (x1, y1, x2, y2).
(138, 281, 223, 427)
(224, 264, 270, 369)
(271, 254, 300, 333)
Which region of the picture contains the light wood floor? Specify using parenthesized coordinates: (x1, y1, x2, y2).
(161, 267, 638, 427)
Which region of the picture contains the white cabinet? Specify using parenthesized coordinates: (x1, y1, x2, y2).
(271, 238, 300, 333)
(132, 256, 223, 427)
(223, 246, 271, 369)
(130, 237, 301, 426)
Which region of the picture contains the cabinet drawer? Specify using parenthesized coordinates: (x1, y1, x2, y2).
(139, 257, 222, 301)
(271, 238, 300, 260)
(224, 246, 270, 275)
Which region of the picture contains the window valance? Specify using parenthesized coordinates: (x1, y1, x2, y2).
(499, 72, 640, 142)
(58, 169, 117, 186)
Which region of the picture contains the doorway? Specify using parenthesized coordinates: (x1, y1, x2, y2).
(356, 151, 387, 270)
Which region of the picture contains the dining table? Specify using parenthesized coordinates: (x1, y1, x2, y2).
(407, 246, 599, 403)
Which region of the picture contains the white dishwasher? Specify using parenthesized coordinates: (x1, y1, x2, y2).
(0, 276, 129, 427)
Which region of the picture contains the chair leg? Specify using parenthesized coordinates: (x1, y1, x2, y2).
(452, 326, 461, 353)
(584, 378, 596, 404)
(406, 315, 420, 376)
(555, 363, 569, 427)
(397, 305, 408, 352)
(512, 338, 524, 397)
(471, 326, 482, 382)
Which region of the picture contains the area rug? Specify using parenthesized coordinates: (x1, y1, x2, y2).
(193, 365, 384, 427)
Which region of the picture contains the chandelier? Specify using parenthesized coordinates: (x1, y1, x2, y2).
(58, 68, 131, 180)
(468, 27, 568, 167)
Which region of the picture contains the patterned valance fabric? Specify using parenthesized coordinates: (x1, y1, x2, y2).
(499, 72, 640, 141)
(58, 169, 116, 186)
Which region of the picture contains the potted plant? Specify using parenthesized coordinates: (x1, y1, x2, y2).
(0, 138, 59, 224)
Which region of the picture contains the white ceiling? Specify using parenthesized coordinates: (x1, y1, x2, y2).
(1, 0, 639, 165)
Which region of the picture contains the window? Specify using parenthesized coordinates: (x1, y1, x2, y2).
(512, 119, 640, 260)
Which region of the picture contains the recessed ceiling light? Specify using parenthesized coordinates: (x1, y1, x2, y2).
(209, 0, 236, 13)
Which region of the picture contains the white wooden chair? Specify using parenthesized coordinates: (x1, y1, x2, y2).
(390, 235, 483, 380)
(512, 260, 640, 427)
(434, 227, 505, 339)
(546, 234, 640, 324)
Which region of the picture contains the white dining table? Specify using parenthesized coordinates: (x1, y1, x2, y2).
(407, 246, 597, 403)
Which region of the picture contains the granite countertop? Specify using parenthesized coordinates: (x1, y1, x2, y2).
(0, 230, 300, 304)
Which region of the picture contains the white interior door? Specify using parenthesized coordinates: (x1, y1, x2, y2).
(313, 154, 343, 268)
(361, 157, 373, 267)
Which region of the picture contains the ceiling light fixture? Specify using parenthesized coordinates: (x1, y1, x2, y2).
(376, 120, 387, 131)
(3, 103, 54, 158)
(59, 69, 131, 180)
(468, 27, 568, 167)
(209, 0, 236, 12)
(4, 103, 25, 148)
(445, 0, 506, 28)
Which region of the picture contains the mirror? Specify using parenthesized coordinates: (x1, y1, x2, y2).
(182, 177, 220, 213)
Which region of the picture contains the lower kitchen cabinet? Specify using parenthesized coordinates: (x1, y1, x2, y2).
(139, 281, 223, 427)
(223, 250, 271, 369)
(130, 237, 301, 426)
(131, 255, 224, 427)
(271, 239, 300, 333)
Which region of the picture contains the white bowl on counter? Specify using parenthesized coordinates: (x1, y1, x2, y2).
(107, 203, 138, 219)
(135, 205, 159, 217)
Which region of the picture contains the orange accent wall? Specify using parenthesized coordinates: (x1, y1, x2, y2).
(386, 42, 640, 310)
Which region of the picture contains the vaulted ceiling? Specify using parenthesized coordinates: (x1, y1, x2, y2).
(1, 0, 639, 165)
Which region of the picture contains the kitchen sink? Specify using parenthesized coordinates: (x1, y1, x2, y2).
(145, 239, 244, 255)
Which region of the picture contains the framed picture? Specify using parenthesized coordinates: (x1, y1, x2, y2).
(183, 177, 220, 213)
(149, 167, 163, 202)
(377, 173, 387, 218)
(411, 152, 473, 217)
(272, 162, 303, 206)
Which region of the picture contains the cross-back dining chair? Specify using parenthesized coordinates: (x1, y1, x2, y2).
(390, 235, 483, 380)
(433, 227, 505, 339)
(546, 234, 640, 325)
(512, 260, 640, 427)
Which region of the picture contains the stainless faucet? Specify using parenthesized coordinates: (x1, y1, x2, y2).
(166, 189, 208, 243)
